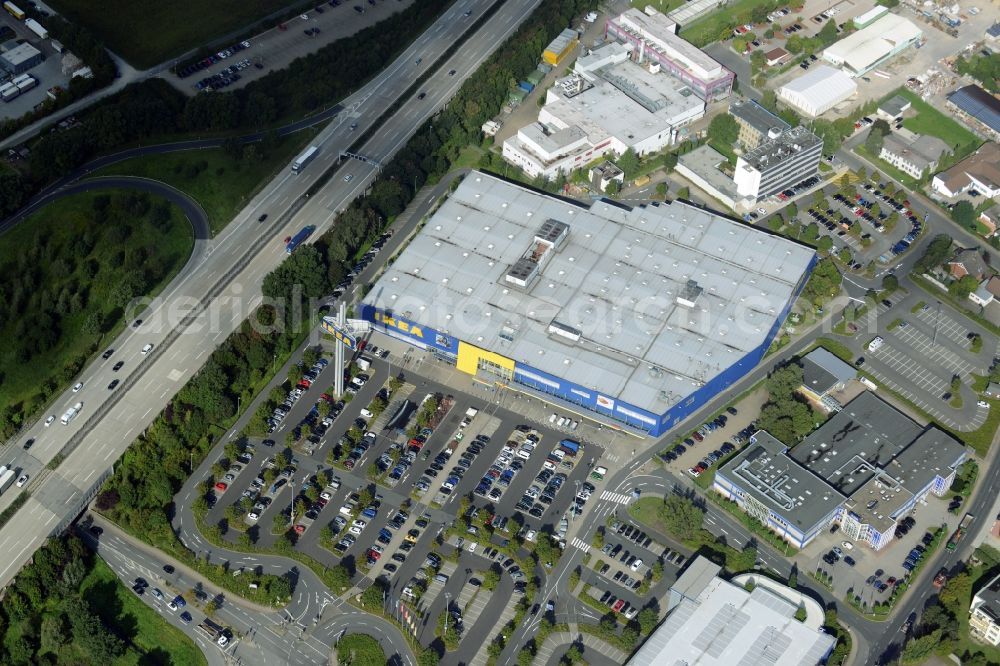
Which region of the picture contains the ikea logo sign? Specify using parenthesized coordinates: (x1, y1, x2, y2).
(374, 312, 424, 339)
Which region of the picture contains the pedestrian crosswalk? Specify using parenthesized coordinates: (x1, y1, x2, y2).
(570, 537, 591, 553)
(599, 490, 633, 505)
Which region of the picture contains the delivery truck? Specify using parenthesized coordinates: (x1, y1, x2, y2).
(0, 469, 16, 494)
(25, 18, 47, 39)
(291, 145, 319, 173)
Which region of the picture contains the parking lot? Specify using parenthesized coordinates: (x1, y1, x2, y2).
(170, 0, 414, 95)
(0, 13, 72, 122)
(859, 291, 993, 429)
(808, 492, 959, 610)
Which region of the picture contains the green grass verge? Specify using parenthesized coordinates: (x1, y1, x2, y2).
(634, 0, 687, 13)
(0, 190, 193, 433)
(45, 0, 309, 68)
(337, 633, 386, 664)
(80, 556, 207, 666)
(89, 132, 314, 236)
(679, 0, 770, 46)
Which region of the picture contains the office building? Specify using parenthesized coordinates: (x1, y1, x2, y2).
(734, 126, 823, 200)
(729, 97, 791, 150)
(713, 391, 967, 549)
(971, 573, 1000, 645)
(605, 6, 734, 101)
(878, 129, 951, 179)
(361, 172, 815, 437)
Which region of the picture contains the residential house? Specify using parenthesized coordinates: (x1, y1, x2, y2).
(970, 573, 1000, 646)
(932, 142, 1000, 198)
(979, 205, 1000, 237)
(970, 280, 994, 306)
(948, 248, 990, 281)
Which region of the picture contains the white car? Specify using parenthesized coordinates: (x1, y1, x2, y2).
(320, 491, 333, 501)
(72, 382, 84, 392)
(359, 408, 374, 419)
(44, 416, 54, 427)
(756, 207, 767, 215)
(468, 542, 477, 552)
(841, 541, 854, 550)
(978, 400, 989, 408)
(141, 343, 154, 355)
(15, 474, 28, 488)
(248, 511, 260, 521)
(344, 174, 354, 182)
(629, 558, 643, 571)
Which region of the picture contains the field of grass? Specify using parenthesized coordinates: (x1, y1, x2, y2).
(633, 0, 687, 13)
(0, 190, 192, 435)
(45, 0, 304, 68)
(80, 557, 207, 666)
(679, 0, 772, 46)
(894, 88, 982, 158)
(91, 132, 314, 236)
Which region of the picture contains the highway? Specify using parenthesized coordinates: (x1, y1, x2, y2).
(0, 0, 542, 590)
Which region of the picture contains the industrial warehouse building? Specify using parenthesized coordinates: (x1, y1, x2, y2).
(777, 65, 857, 117)
(361, 172, 816, 436)
(502, 41, 705, 180)
(713, 391, 967, 549)
(627, 557, 835, 666)
(0, 41, 41, 75)
(822, 12, 922, 77)
(605, 7, 734, 101)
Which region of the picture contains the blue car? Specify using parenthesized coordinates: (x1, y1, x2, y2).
(179, 611, 193, 624)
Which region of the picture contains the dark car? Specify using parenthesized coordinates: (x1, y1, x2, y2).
(113, 361, 124, 372)
(102, 348, 115, 359)
(22, 438, 34, 450)
(163, 565, 175, 574)
(417, 92, 427, 100)
(258, 213, 268, 222)
(108, 380, 120, 390)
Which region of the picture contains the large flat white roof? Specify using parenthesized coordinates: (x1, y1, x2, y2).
(546, 57, 704, 147)
(613, 7, 724, 81)
(630, 574, 835, 666)
(824, 13, 922, 74)
(363, 172, 814, 414)
(779, 65, 857, 112)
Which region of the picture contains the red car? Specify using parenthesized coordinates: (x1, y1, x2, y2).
(692, 432, 704, 442)
(612, 599, 626, 612)
(294, 524, 306, 534)
(214, 482, 228, 492)
(367, 548, 382, 561)
(283, 236, 292, 244)
(297, 379, 311, 389)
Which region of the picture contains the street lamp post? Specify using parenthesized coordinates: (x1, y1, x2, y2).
(444, 592, 451, 634)
(288, 479, 296, 528)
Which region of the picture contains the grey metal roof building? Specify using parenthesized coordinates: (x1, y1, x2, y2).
(630, 556, 835, 666)
(714, 391, 967, 549)
(0, 41, 41, 75)
(361, 172, 815, 436)
(948, 85, 1000, 136)
(800, 347, 855, 397)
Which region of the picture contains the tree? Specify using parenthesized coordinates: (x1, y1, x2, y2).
(914, 234, 953, 273)
(901, 629, 941, 664)
(952, 201, 976, 230)
(482, 567, 501, 591)
(949, 275, 978, 298)
(616, 148, 640, 179)
(750, 49, 766, 72)
(707, 113, 739, 146)
(660, 495, 704, 541)
(881, 274, 899, 292)
(676, 186, 690, 200)
(637, 607, 660, 635)
(817, 235, 833, 253)
(801, 257, 842, 303)
(418, 647, 441, 666)
(938, 571, 973, 609)
(40, 613, 68, 655)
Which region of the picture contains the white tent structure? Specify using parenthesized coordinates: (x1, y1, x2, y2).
(777, 65, 857, 117)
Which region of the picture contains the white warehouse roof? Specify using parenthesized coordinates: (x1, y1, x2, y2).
(364, 172, 815, 414)
(777, 65, 857, 116)
(823, 13, 922, 76)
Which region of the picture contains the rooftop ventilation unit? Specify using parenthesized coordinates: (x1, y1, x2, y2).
(676, 279, 703, 307)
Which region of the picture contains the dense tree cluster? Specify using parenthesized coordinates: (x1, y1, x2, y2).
(0, 535, 142, 665)
(0, 191, 184, 438)
(913, 234, 953, 274)
(801, 257, 842, 304)
(954, 52, 1000, 93)
(757, 362, 818, 443)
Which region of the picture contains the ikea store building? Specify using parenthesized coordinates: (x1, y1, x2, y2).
(361, 172, 815, 437)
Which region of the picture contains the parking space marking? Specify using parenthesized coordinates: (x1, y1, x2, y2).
(912, 306, 974, 347)
(890, 326, 978, 379)
(599, 491, 632, 505)
(864, 365, 987, 431)
(868, 344, 949, 394)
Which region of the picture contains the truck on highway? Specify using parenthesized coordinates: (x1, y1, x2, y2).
(0, 469, 15, 494)
(3, 1, 24, 20)
(61, 401, 82, 425)
(285, 225, 316, 253)
(291, 145, 319, 173)
(946, 513, 974, 551)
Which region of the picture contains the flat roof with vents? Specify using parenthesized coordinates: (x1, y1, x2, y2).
(363, 171, 815, 414)
(628, 559, 835, 666)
